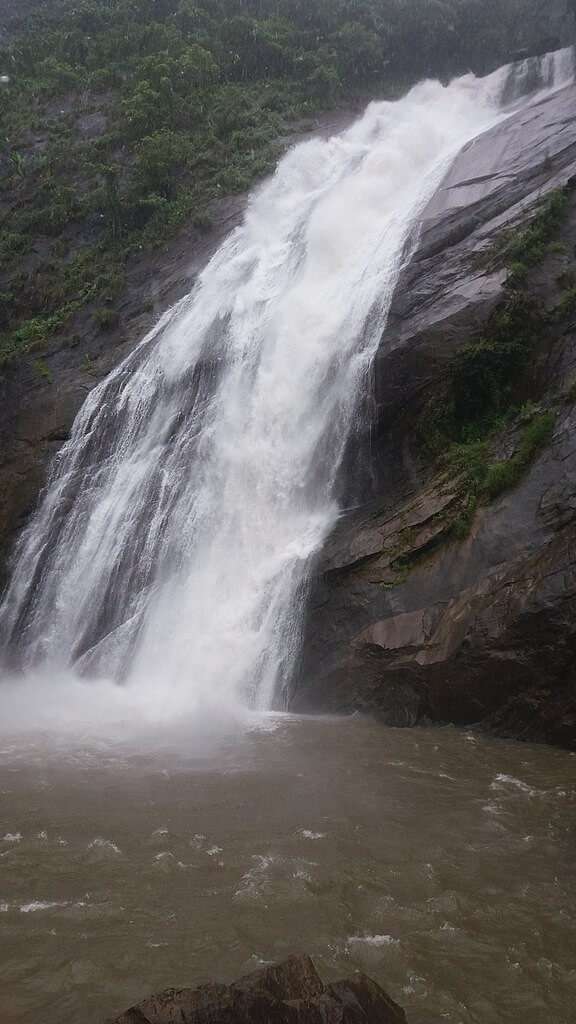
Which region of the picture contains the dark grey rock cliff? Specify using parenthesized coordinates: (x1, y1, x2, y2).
(292, 80, 576, 749)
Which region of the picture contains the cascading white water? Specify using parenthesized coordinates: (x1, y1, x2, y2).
(500, 43, 574, 103)
(0, 50, 573, 728)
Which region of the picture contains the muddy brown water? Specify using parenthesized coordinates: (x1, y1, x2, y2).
(1, 715, 575, 1024)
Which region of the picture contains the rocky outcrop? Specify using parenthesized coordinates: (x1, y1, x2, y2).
(293, 79, 576, 749)
(106, 956, 406, 1024)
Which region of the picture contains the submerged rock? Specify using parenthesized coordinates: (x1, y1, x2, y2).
(107, 955, 406, 1024)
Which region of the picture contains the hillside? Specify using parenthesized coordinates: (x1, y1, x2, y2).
(0, 0, 572, 370)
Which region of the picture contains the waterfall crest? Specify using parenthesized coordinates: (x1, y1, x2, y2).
(0, 50, 573, 723)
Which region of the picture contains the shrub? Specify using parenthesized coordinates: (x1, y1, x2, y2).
(451, 495, 478, 540)
(482, 413, 555, 500)
(553, 287, 576, 321)
(447, 439, 489, 493)
(134, 130, 193, 196)
(503, 190, 569, 272)
(517, 411, 555, 462)
(0, 312, 65, 366)
(93, 307, 119, 330)
(0, 232, 29, 265)
(482, 459, 521, 500)
(449, 293, 539, 434)
(33, 358, 53, 382)
(13, 313, 64, 349)
(193, 209, 213, 233)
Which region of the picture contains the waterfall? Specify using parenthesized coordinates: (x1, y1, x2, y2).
(499, 43, 575, 104)
(0, 50, 573, 726)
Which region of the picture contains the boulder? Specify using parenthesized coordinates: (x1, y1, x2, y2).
(106, 955, 406, 1024)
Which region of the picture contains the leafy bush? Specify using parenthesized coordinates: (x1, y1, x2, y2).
(33, 358, 53, 382)
(0, 312, 67, 366)
(193, 209, 213, 233)
(482, 413, 555, 499)
(135, 130, 192, 195)
(447, 439, 490, 493)
(93, 307, 119, 330)
(0, 233, 29, 266)
(500, 190, 569, 283)
(449, 494, 478, 540)
(552, 286, 576, 321)
(449, 293, 540, 435)
(443, 410, 554, 520)
(12, 314, 65, 347)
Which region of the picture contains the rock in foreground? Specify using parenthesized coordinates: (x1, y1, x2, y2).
(107, 955, 406, 1024)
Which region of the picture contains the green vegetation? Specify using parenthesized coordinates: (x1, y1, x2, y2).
(384, 399, 556, 579)
(497, 189, 569, 284)
(552, 285, 576, 320)
(93, 307, 120, 331)
(0, 311, 68, 364)
(451, 294, 541, 433)
(0, 0, 559, 366)
(451, 494, 478, 541)
(435, 309, 557, 533)
(418, 188, 572, 541)
(447, 408, 555, 503)
(422, 291, 544, 458)
(483, 412, 555, 497)
(32, 357, 53, 382)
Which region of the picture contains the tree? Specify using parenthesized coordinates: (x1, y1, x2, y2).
(135, 129, 192, 195)
(121, 80, 164, 137)
(333, 22, 384, 81)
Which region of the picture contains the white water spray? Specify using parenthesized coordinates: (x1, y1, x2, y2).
(0, 50, 573, 730)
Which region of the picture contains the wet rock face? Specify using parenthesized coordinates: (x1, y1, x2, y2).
(294, 81, 576, 750)
(107, 955, 407, 1024)
(372, 81, 576, 456)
